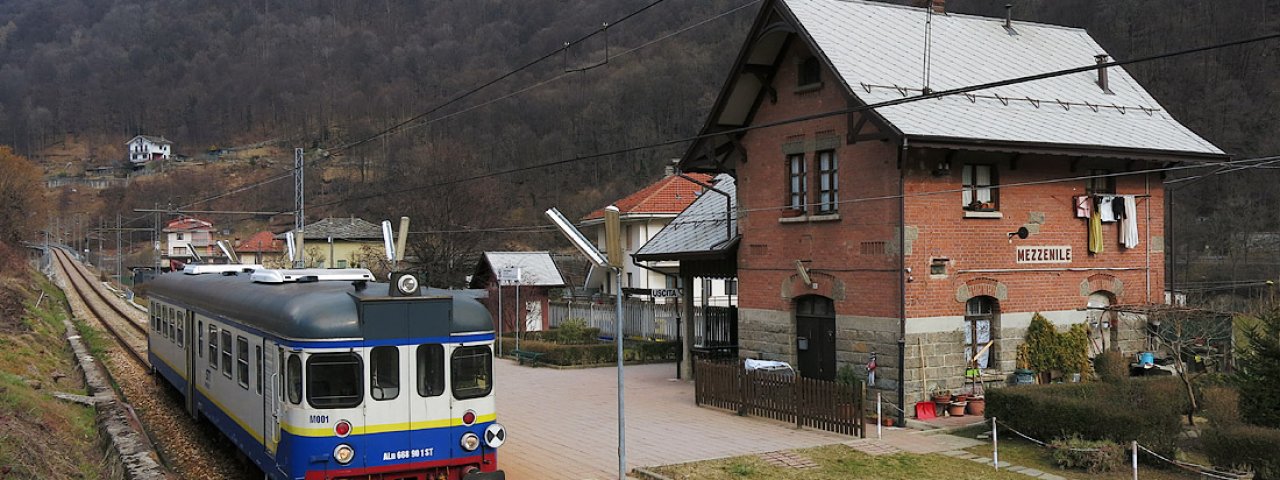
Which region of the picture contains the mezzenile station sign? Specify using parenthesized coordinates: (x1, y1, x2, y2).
(1015, 246, 1072, 264)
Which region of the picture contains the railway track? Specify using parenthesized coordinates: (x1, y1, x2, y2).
(51, 248, 150, 368)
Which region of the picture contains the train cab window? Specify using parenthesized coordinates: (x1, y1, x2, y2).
(208, 325, 218, 369)
(370, 346, 400, 401)
(287, 354, 302, 405)
(307, 353, 362, 409)
(416, 344, 445, 398)
(451, 346, 493, 400)
(236, 336, 249, 389)
(221, 330, 233, 379)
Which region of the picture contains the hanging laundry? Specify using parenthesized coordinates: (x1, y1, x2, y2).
(1112, 195, 1126, 220)
(1098, 196, 1117, 223)
(1089, 209, 1105, 254)
(1120, 195, 1140, 248)
(1074, 195, 1092, 219)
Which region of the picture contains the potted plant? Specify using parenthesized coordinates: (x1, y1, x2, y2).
(966, 395, 986, 416)
(948, 401, 967, 417)
(931, 386, 951, 416)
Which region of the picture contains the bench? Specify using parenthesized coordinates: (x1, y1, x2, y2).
(512, 349, 545, 366)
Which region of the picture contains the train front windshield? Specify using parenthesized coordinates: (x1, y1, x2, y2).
(451, 346, 493, 399)
(307, 352, 363, 408)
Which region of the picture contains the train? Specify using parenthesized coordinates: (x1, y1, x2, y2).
(145, 265, 506, 480)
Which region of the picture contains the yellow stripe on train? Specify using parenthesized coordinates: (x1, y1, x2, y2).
(281, 413, 498, 437)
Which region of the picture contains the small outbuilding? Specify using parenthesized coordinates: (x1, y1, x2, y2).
(468, 252, 566, 335)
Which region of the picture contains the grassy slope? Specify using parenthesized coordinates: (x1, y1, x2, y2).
(949, 425, 1200, 480)
(0, 271, 105, 479)
(651, 444, 1031, 480)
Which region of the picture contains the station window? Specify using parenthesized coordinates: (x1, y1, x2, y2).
(307, 353, 362, 409)
(221, 330, 232, 378)
(208, 325, 218, 369)
(451, 346, 493, 400)
(787, 153, 807, 212)
(816, 150, 838, 214)
(962, 164, 999, 212)
(370, 346, 400, 401)
(416, 344, 445, 397)
(286, 354, 302, 405)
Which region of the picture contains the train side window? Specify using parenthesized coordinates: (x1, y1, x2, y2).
(278, 350, 286, 402)
(416, 344, 445, 397)
(306, 353, 363, 409)
(168, 308, 175, 341)
(287, 354, 301, 404)
(197, 321, 203, 357)
(370, 346, 400, 401)
(236, 336, 249, 389)
(221, 330, 232, 378)
(208, 325, 218, 369)
(255, 346, 263, 394)
(176, 312, 184, 349)
(451, 346, 493, 400)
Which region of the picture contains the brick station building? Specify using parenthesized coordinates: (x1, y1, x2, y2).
(677, 0, 1226, 409)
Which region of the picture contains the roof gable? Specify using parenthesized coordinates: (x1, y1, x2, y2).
(683, 0, 1224, 171)
(635, 174, 737, 260)
(235, 231, 283, 253)
(471, 252, 566, 287)
(583, 173, 712, 221)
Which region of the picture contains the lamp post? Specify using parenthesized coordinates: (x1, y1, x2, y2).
(545, 207, 625, 479)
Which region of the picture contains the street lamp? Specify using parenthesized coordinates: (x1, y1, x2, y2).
(545, 207, 626, 480)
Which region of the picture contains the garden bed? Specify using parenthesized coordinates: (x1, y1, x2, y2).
(496, 330, 678, 367)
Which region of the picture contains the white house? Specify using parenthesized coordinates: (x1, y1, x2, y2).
(127, 135, 173, 165)
(581, 171, 736, 306)
(163, 217, 215, 270)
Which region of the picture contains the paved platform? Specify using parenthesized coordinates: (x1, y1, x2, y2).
(495, 360, 851, 479)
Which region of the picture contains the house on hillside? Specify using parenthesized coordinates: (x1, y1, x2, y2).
(127, 135, 173, 165)
(163, 217, 216, 270)
(234, 230, 286, 267)
(677, 0, 1225, 406)
(468, 252, 567, 335)
(581, 170, 736, 306)
(277, 217, 383, 268)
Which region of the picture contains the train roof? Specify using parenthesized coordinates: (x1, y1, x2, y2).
(145, 271, 493, 340)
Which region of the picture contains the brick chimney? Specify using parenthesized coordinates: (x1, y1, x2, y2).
(933, 0, 946, 14)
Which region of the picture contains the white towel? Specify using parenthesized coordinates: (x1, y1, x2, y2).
(1099, 196, 1117, 222)
(1120, 195, 1140, 248)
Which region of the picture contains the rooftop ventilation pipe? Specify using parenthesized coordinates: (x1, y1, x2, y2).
(1095, 54, 1113, 94)
(1004, 4, 1013, 28)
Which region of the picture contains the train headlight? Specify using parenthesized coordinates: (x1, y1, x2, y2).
(460, 432, 480, 452)
(395, 274, 419, 295)
(333, 444, 355, 465)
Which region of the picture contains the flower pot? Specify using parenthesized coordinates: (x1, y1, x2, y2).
(966, 397, 986, 416)
(931, 394, 951, 404)
(881, 417, 895, 427)
(1013, 368, 1036, 385)
(952, 394, 968, 403)
(948, 402, 967, 417)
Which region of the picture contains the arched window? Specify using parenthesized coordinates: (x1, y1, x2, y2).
(798, 56, 821, 87)
(965, 296, 998, 369)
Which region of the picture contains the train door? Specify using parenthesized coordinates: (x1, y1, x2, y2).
(186, 310, 197, 418)
(412, 343, 449, 462)
(262, 339, 280, 458)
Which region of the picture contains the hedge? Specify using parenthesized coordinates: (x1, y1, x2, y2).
(986, 378, 1185, 457)
(1202, 424, 1280, 480)
(497, 334, 678, 366)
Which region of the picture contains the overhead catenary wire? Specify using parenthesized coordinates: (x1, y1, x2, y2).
(308, 32, 1280, 210)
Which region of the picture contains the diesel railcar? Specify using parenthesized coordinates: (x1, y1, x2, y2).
(146, 266, 506, 480)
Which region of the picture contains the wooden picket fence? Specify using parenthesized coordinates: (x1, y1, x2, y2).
(694, 360, 865, 437)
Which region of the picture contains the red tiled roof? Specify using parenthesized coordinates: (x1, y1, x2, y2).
(235, 231, 283, 253)
(583, 173, 712, 221)
(163, 217, 213, 232)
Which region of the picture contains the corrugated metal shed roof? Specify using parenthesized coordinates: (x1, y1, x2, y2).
(785, 0, 1223, 156)
(479, 252, 566, 287)
(635, 174, 737, 259)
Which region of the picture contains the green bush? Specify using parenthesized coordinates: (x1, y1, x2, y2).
(987, 378, 1184, 457)
(498, 334, 677, 366)
(1024, 313, 1090, 382)
(1237, 310, 1280, 429)
(1093, 350, 1128, 383)
(1048, 436, 1125, 473)
(1202, 386, 1242, 427)
(1202, 424, 1280, 480)
(546, 319, 600, 344)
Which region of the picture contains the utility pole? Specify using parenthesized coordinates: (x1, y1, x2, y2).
(294, 148, 305, 267)
(116, 214, 122, 282)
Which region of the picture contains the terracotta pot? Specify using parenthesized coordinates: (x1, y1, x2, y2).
(882, 417, 895, 427)
(966, 397, 986, 416)
(948, 402, 967, 417)
(931, 394, 951, 404)
(953, 394, 969, 403)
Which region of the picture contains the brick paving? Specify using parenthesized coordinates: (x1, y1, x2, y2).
(494, 360, 849, 479)
(757, 450, 819, 469)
